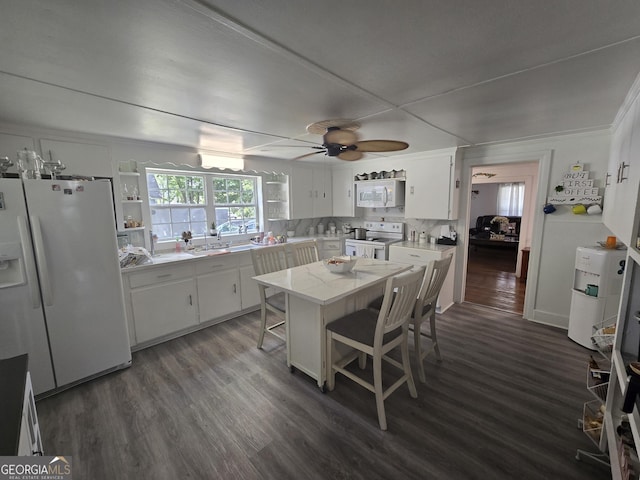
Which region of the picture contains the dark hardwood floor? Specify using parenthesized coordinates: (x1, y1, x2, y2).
(36, 304, 609, 480)
(465, 246, 526, 314)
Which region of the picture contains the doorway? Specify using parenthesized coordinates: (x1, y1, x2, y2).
(466, 240, 526, 313)
(464, 163, 539, 315)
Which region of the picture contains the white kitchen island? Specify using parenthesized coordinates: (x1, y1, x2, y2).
(253, 258, 412, 391)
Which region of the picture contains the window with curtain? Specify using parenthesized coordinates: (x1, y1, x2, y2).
(497, 182, 525, 216)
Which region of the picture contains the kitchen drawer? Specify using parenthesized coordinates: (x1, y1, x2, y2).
(194, 254, 238, 275)
(128, 264, 194, 288)
(321, 240, 342, 251)
(389, 247, 441, 265)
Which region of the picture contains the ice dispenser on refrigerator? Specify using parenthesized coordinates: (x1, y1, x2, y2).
(568, 246, 626, 349)
(0, 242, 25, 288)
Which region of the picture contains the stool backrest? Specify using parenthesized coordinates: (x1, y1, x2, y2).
(251, 244, 289, 275)
(289, 240, 320, 266)
(375, 267, 425, 342)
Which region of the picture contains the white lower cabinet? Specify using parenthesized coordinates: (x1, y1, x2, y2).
(122, 252, 261, 348)
(240, 264, 260, 309)
(131, 277, 198, 344)
(389, 244, 456, 313)
(197, 268, 241, 322)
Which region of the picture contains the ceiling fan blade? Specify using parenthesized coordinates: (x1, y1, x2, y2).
(293, 150, 325, 161)
(353, 140, 409, 152)
(307, 119, 360, 135)
(337, 150, 363, 161)
(270, 145, 325, 149)
(323, 129, 358, 145)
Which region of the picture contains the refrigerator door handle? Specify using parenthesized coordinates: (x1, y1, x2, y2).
(30, 216, 53, 306)
(17, 215, 41, 309)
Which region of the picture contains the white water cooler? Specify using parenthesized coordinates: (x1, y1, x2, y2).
(568, 246, 626, 349)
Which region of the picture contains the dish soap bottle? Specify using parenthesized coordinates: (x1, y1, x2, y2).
(175, 238, 182, 253)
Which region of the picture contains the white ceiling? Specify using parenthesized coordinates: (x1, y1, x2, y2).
(1, 0, 640, 164)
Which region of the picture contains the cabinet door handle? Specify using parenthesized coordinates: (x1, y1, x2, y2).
(410, 186, 414, 195)
(409, 254, 420, 258)
(188, 294, 192, 306)
(348, 188, 351, 198)
(157, 273, 172, 279)
(605, 173, 612, 186)
(617, 163, 623, 183)
(620, 162, 629, 182)
(233, 283, 237, 294)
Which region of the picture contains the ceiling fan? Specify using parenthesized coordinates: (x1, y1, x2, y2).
(295, 119, 409, 161)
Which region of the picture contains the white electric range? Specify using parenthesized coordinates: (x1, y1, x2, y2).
(344, 221, 404, 260)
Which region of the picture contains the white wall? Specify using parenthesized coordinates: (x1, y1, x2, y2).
(469, 184, 499, 221)
(461, 130, 613, 329)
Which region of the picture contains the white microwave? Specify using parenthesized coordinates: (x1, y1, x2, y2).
(355, 179, 405, 208)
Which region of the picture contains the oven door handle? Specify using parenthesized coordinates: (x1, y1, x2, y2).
(383, 187, 388, 206)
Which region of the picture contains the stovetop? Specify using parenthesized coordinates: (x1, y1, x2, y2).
(345, 221, 405, 245)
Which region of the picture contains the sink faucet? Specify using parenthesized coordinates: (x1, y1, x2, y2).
(204, 232, 209, 251)
(217, 230, 222, 241)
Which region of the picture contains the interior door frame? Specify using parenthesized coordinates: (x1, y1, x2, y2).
(455, 148, 552, 320)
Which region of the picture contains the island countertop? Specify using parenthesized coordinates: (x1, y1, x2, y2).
(253, 258, 412, 305)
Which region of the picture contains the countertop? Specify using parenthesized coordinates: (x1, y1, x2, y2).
(0, 354, 28, 455)
(121, 235, 347, 273)
(392, 241, 456, 252)
(253, 258, 411, 305)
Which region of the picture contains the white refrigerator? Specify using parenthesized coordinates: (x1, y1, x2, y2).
(0, 177, 131, 395)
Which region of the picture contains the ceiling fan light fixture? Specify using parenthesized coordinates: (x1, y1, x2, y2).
(337, 150, 363, 161)
(323, 128, 357, 145)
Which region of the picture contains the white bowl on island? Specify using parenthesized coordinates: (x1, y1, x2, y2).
(323, 256, 357, 273)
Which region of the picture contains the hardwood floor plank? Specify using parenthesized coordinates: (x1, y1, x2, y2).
(465, 247, 525, 314)
(36, 304, 609, 480)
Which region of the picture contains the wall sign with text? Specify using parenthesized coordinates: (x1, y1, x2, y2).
(547, 163, 603, 206)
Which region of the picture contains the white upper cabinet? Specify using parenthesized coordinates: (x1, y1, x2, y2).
(603, 99, 640, 247)
(290, 165, 332, 219)
(404, 152, 460, 220)
(39, 139, 112, 178)
(331, 165, 360, 217)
